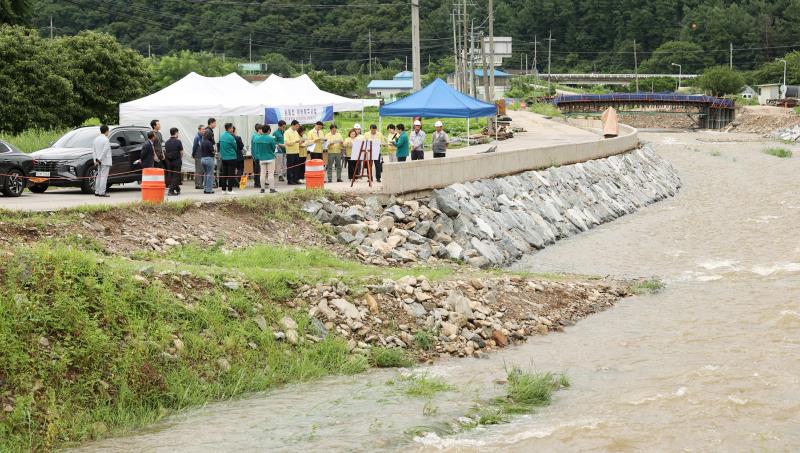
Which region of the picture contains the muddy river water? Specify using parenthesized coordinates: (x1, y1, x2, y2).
(75, 132, 800, 452)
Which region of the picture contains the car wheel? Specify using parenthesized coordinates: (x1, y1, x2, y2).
(1, 169, 25, 197)
(81, 165, 98, 194)
(29, 184, 48, 194)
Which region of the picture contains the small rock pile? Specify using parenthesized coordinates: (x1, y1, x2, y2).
(770, 125, 800, 142)
(296, 275, 629, 359)
(304, 145, 681, 268)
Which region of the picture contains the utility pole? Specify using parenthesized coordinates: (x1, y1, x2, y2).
(309, 52, 313, 69)
(470, 19, 476, 96)
(49, 16, 54, 39)
(525, 54, 528, 74)
(533, 35, 538, 75)
(730, 42, 733, 69)
(633, 39, 639, 92)
(405, 55, 408, 71)
(488, 0, 495, 100)
(301, 59, 304, 73)
(452, 11, 459, 91)
(545, 30, 555, 95)
(462, 0, 469, 93)
(249, 34, 252, 63)
(481, 32, 489, 102)
(411, 0, 422, 90)
(148, 43, 151, 59)
(368, 29, 372, 77)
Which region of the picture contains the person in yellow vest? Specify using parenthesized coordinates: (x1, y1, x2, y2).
(346, 123, 363, 181)
(325, 124, 344, 183)
(308, 120, 326, 161)
(344, 128, 359, 181)
(297, 125, 309, 184)
(283, 120, 302, 185)
(364, 124, 384, 182)
(385, 124, 398, 163)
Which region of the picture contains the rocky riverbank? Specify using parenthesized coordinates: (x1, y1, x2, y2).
(305, 145, 681, 268)
(293, 274, 632, 360)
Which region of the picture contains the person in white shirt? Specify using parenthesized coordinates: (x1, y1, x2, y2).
(410, 120, 426, 160)
(92, 125, 112, 197)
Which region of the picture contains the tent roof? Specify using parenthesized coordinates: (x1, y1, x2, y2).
(120, 72, 261, 117)
(254, 74, 364, 111)
(379, 78, 497, 118)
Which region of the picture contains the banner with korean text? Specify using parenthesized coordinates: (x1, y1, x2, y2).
(264, 105, 334, 125)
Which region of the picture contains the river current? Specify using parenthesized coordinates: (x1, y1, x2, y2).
(75, 132, 800, 452)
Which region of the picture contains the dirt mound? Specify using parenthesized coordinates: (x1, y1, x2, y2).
(0, 196, 354, 259)
(729, 106, 800, 134)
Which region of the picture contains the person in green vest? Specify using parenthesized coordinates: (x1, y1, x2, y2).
(273, 120, 287, 182)
(219, 123, 239, 193)
(252, 124, 278, 193)
(392, 123, 410, 162)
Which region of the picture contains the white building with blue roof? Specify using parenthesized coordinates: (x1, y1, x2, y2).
(368, 71, 414, 100)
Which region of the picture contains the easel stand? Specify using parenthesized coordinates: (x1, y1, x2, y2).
(351, 141, 373, 187)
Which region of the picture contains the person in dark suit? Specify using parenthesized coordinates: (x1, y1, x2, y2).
(232, 126, 245, 189)
(164, 127, 184, 196)
(139, 131, 157, 168)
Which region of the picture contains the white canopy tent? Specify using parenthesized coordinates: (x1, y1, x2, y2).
(120, 72, 262, 171)
(119, 72, 373, 170)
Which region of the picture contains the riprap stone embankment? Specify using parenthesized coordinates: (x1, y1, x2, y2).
(305, 145, 681, 267)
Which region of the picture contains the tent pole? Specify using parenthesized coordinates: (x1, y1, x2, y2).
(467, 116, 470, 147)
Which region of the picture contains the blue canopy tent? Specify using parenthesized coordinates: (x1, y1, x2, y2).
(379, 78, 497, 143)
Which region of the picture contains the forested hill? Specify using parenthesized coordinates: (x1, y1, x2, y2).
(19, 0, 800, 72)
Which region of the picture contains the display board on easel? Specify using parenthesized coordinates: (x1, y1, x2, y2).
(350, 140, 377, 187)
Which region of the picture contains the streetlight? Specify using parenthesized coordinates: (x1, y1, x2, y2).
(777, 58, 787, 99)
(671, 63, 682, 92)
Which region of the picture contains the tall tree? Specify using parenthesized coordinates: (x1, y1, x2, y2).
(51, 30, 152, 124)
(0, 25, 77, 133)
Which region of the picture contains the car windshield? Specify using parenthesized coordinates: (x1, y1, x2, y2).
(52, 128, 100, 149)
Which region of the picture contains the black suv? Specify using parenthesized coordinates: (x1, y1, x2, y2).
(0, 139, 34, 197)
(29, 126, 150, 194)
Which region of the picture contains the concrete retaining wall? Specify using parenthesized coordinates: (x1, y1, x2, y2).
(381, 120, 638, 195)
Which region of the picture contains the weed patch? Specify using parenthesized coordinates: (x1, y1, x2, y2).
(391, 373, 453, 398)
(370, 347, 414, 368)
(763, 147, 793, 158)
(630, 278, 665, 295)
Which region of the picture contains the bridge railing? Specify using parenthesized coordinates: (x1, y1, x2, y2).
(552, 93, 734, 109)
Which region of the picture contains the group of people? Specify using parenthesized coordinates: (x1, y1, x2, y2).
(90, 116, 452, 197)
(91, 120, 185, 197)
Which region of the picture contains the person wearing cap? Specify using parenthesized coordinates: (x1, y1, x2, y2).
(364, 124, 384, 182)
(325, 124, 344, 182)
(410, 120, 426, 160)
(309, 121, 325, 161)
(385, 124, 398, 163)
(392, 123, 409, 162)
(284, 120, 302, 185)
(431, 121, 449, 158)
